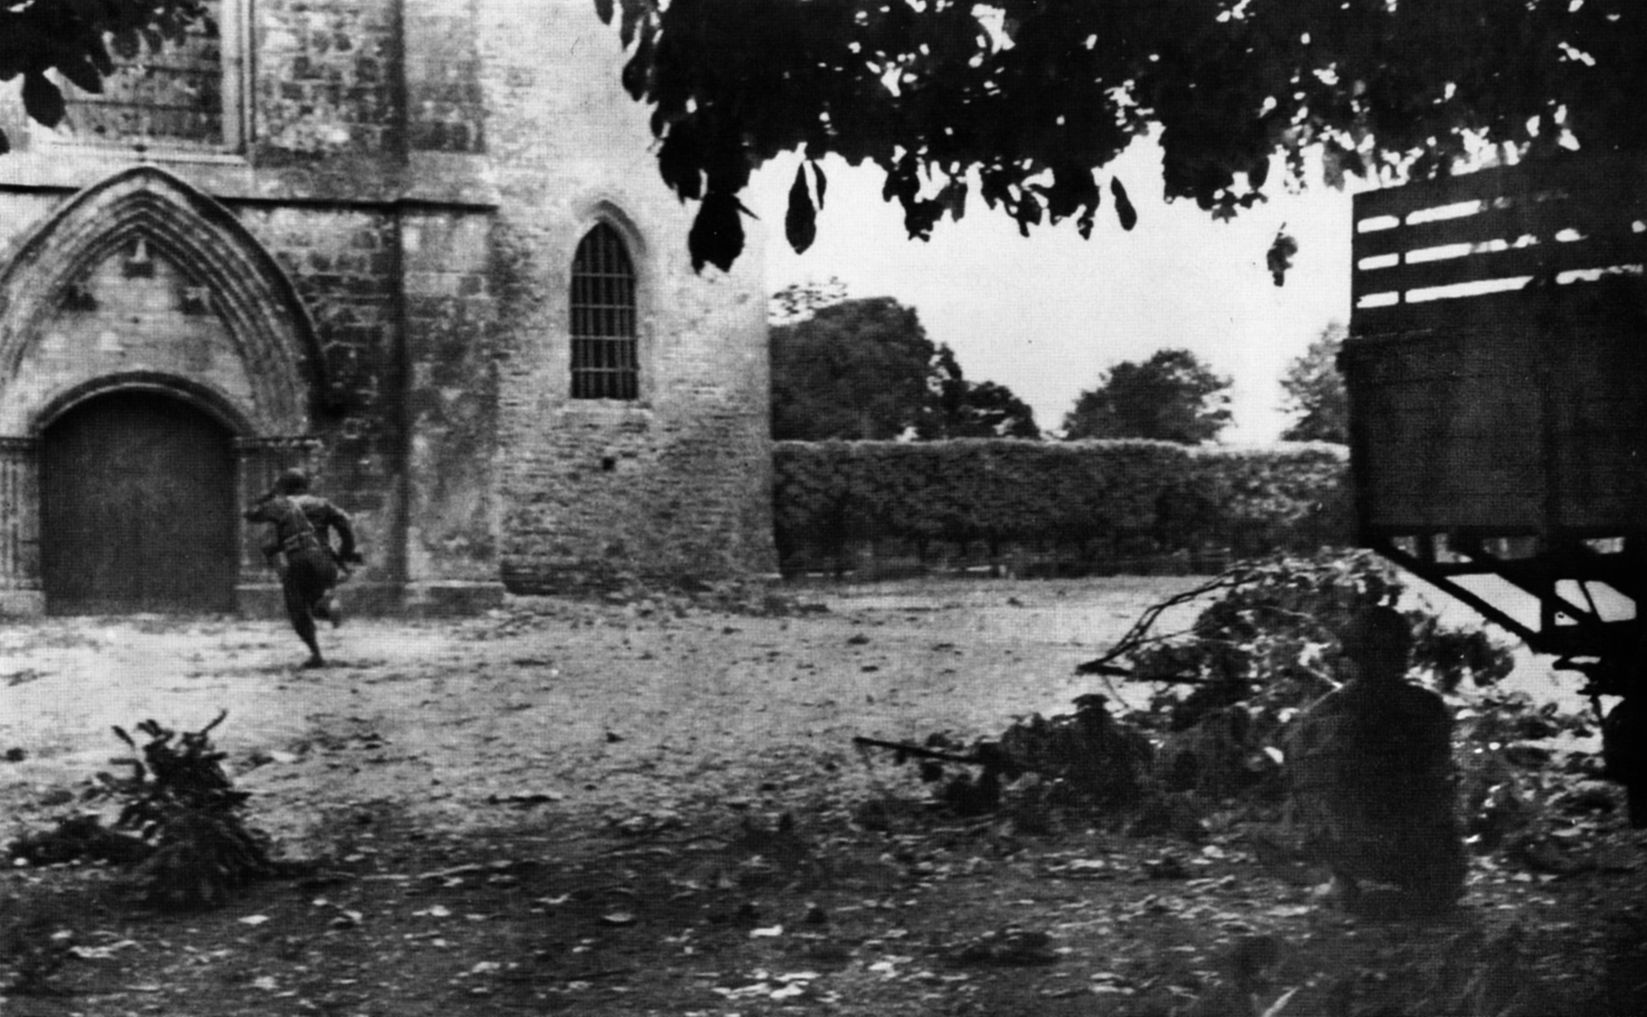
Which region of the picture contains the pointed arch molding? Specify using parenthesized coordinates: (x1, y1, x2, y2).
(0, 166, 323, 434)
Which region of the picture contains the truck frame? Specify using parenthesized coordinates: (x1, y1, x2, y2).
(1341, 151, 1644, 818)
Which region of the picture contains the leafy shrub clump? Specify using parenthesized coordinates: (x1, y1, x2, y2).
(1105, 551, 1502, 704)
(871, 551, 1524, 831)
(90, 711, 293, 908)
(0, 710, 297, 981)
(1089, 550, 1516, 798)
(12, 711, 302, 910)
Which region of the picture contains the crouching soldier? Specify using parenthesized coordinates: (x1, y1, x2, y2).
(1283, 605, 1467, 914)
(1601, 628, 1647, 828)
(244, 469, 362, 668)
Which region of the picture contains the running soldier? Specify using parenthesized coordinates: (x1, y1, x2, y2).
(244, 469, 361, 668)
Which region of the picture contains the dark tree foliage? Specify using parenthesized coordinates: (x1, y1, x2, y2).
(770, 296, 1037, 441)
(924, 344, 1040, 439)
(594, 0, 1647, 271)
(0, 1, 206, 154)
(771, 296, 939, 441)
(1279, 321, 1348, 444)
(1062, 348, 1232, 444)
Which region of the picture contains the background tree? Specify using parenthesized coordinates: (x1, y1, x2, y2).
(0, 1, 204, 155)
(594, 0, 1647, 271)
(1061, 349, 1232, 445)
(1279, 322, 1350, 444)
(922, 344, 1040, 439)
(770, 295, 1038, 441)
(770, 296, 939, 441)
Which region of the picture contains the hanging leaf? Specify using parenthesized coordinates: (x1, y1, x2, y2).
(689, 192, 748, 273)
(22, 71, 66, 129)
(1042, 165, 1099, 232)
(703, 123, 752, 194)
(621, 25, 655, 99)
(1111, 178, 1138, 231)
(595, 0, 615, 25)
(812, 161, 828, 211)
(1248, 154, 1271, 190)
(619, 0, 649, 49)
(786, 164, 818, 254)
(1266, 228, 1299, 287)
(907, 197, 950, 240)
(658, 122, 704, 200)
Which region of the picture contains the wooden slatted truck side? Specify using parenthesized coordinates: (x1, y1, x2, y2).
(1341, 152, 1646, 822)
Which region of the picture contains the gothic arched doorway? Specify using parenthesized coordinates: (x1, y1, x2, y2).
(40, 391, 238, 614)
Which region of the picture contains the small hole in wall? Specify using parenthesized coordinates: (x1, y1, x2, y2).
(601, 456, 617, 472)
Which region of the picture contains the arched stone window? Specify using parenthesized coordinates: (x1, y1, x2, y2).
(569, 223, 639, 401)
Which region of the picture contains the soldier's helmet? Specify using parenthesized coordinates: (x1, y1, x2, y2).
(1339, 605, 1413, 673)
(275, 468, 311, 495)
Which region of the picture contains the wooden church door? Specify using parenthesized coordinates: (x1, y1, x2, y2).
(41, 391, 237, 614)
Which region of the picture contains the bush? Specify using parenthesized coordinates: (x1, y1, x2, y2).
(872, 551, 1526, 837)
(1089, 550, 1517, 801)
(2, 712, 301, 910)
(91, 711, 293, 909)
(772, 439, 1352, 573)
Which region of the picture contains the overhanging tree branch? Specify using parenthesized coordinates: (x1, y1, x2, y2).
(595, 0, 1647, 272)
(0, 1, 207, 155)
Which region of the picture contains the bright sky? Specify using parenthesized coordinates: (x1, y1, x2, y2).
(747, 140, 1359, 443)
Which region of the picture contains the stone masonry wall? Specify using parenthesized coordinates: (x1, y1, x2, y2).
(0, 0, 774, 611)
(401, 209, 499, 587)
(482, 0, 776, 589)
(255, 0, 403, 163)
(233, 204, 406, 583)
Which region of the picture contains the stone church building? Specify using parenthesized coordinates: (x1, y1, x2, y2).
(0, 0, 776, 616)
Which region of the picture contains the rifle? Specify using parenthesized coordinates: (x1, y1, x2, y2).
(853, 736, 984, 766)
(851, 736, 1025, 777)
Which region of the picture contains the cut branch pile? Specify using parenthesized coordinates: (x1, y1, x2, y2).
(5, 711, 311, 910)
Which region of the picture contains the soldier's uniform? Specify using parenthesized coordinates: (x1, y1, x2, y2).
(1283, 606, 1466, 912)
(244, 470, 360, 668)
(1602, 629, 1647, 827)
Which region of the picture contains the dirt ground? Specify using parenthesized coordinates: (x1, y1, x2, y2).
(2, 577, 1643, 1016)
(2, 578, 1207, 840)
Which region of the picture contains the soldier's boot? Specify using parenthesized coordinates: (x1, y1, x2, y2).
(294, 615, 326, 669)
